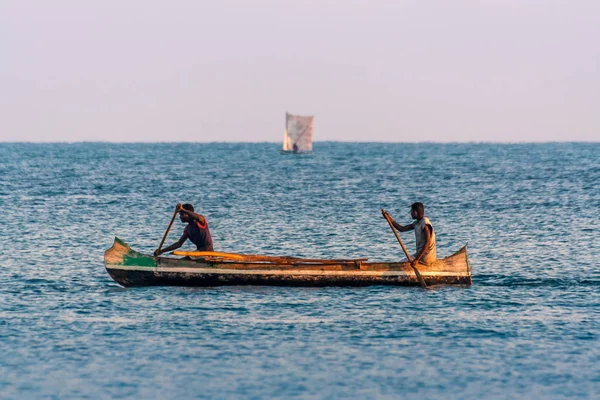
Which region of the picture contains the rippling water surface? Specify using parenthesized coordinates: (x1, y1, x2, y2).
(0, 142, 598, 399)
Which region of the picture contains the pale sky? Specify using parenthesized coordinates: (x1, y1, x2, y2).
(1, 0, 599, 142)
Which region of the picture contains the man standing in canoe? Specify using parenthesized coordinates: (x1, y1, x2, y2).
(153, 203, 213, 256)
(384, 202, 437, 265)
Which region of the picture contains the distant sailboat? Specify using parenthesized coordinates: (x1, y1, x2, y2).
(281, 112, 314, 154)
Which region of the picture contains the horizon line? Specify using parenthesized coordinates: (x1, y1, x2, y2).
(1, 140, 599, 145)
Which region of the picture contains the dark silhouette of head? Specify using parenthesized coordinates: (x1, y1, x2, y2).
(179, 203, 194, 222)
(410, 202, 425, 219)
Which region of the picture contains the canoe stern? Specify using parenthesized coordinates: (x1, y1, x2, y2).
(104, 237, 157, 286)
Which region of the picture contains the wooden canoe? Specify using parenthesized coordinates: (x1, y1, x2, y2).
(104, 237, 472, 287)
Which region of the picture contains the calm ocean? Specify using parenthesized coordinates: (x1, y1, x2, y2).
(0, 142, 598, 399)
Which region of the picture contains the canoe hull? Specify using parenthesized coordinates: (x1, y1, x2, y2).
(279, 150, 313, 155)
(106, 267, 471, 287)
(104, 238, 472, 287)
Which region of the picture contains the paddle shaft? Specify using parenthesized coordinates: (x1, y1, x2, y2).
(382, 210, 427, 288)
(157, 208, 180, 253)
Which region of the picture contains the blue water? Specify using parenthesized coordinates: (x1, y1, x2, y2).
(0, 142, 598, 399)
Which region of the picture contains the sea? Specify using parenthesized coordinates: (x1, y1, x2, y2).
(0, 142, 598, 399)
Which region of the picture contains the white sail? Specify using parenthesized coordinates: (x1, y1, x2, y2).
(282, 113, 313, 152)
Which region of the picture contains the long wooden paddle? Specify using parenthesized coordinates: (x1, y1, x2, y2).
(382, 209, 427, 288)
(156, 206, 180, 255)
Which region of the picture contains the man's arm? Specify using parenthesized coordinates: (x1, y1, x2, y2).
(179, 208, 206, 225)
(412, 225, 432, 265)
(391, 219, 414, 232)
(154, 233, 187, 256)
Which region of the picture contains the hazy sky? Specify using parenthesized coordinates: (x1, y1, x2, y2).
(1, 1, 599, 142)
